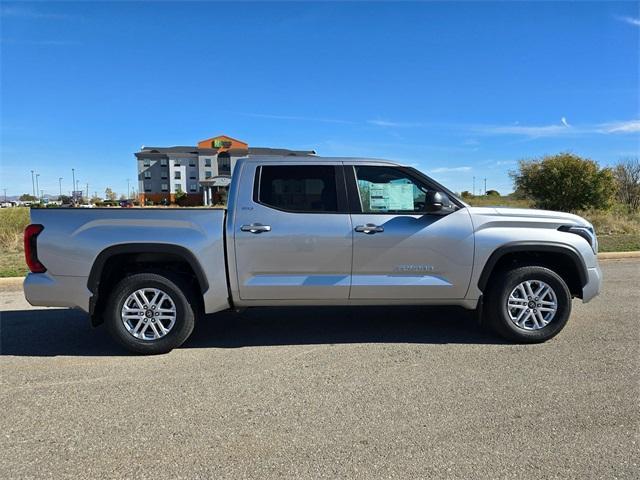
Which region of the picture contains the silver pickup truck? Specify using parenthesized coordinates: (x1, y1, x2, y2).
(23, 156, 602, 354)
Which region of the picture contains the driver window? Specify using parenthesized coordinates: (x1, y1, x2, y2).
(354, 166, 431, 214)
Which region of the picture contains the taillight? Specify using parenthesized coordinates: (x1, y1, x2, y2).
(24, 224, 46, 273)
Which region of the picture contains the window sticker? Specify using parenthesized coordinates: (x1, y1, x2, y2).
(368, 183, 414, 211)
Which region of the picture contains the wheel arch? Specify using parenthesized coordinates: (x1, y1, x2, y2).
(478, 242, 588, 298)
(87, 243, 209, 325)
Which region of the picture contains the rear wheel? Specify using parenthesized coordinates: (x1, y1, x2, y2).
(105, 272, 196, 354)
(486, 266, 572, 343)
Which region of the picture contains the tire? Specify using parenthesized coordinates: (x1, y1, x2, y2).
(105, 272, 196, 354)
(485, 266, 572, 343)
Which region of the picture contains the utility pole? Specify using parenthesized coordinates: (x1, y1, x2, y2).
(484, 178, 487, 196)
(3, 188, 7, 202)
(472, 176, 475, 196)
(35, 174, 40, 200)
(127, 178, 130, 200)
(58, 177, 63, 198)
(31, 170, 36, 197)
(86, 183, 89, 200)
(72, 168, 76, 194)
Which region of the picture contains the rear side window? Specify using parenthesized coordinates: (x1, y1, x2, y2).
(258, 165, 338, 212)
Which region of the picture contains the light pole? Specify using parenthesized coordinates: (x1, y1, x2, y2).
(3, 188, 6, 203)
(484, 178, 487, 196)
(72, 168, 76, 194)
(86, 183, 89, 201)
(59, 177, 63, 198)
(35, 174, 40, 200)
(31, 170, 36, 198)
(127, 178, 130, 200)
(472, 176, 475, 196)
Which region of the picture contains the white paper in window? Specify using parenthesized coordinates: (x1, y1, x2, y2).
(368, 183, 414, 211)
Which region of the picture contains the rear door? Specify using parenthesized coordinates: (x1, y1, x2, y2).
(347, 164, 474, 300)
(233, 161, 353, 300)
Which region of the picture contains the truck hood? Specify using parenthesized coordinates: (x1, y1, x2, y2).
(467, 206, 592, 229)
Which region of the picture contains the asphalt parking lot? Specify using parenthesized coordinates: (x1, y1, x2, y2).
(1, 259, 638, 479)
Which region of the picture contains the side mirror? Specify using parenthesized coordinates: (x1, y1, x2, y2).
(425, 191, 447, 213)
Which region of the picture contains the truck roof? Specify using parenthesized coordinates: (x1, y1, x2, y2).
(243, 155, 406, 166)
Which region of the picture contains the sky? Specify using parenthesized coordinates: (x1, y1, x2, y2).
(1, 1, 639, 198)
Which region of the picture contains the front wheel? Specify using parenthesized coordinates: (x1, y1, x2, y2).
(486, 266, 572, 343)
(105, 272, 196, 354)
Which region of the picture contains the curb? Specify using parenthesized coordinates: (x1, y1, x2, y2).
(597, 251, 640, 259)
(0, 277, 24, 286)
(0, 251, 638, 285)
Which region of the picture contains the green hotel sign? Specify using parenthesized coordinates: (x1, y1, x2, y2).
(213, 139, 233, 148)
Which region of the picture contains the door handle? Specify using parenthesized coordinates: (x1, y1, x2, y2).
(355, 224, 384, 234)
(241, 223, 272, 234)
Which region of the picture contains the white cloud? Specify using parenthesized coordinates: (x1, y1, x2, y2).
(242, 113, 353, 125)
(615, 15, 640, 27)
(599, 120, 640, 133)
(367, 119, 426, 128)
(475, 119, 640, 138)
(473, 123, 570, 138)
(0, 6, 74, 20)
(430, 166, 472, 173)
(1, 38, 78, 46)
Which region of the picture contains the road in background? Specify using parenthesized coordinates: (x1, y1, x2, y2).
(1, 260, 638, 479)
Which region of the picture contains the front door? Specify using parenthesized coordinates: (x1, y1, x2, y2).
(233, 162, 352, 300)
(348, 165, 474, 300)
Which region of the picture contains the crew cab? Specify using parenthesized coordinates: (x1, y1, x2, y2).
(23, 156, 602, 354)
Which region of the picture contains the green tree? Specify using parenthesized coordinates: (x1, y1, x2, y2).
(510, 153, 615, 211)
(613, 158, 640, 211)
(19, 193, 37, 201)
(174, 187, 187, 206)
(105, 188, 117, 201)
(485, 190, 500, 197)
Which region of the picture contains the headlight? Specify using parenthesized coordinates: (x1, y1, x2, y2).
(559, 225, 598, 254)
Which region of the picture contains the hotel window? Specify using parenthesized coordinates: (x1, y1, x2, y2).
(204, 158, 211, 167)
(143, 159, 150, 167)
(189, 159, 196, 167)
(205, 171, 212, 179)
(144, 182, 151, 192)
(160, 158, 168, 166)
(189, 169, 197, 180)
(144, 171, 151, 179)
(161, 171, 168, 179)
(174, 171, 181, 179)
(174, 183, 182, 192)
(161, 183, 168, 192)
(218, 153, 231, 175)
(190, 184, 197, 192)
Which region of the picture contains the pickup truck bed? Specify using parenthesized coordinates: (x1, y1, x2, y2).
(26, 208, 230, 315)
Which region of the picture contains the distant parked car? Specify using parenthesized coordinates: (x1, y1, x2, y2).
(119, 200, 133, 208)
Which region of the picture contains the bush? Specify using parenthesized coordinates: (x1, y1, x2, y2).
(486, 190, 500, 196)
(0, 207, 30, 251)
(613, 158, 640, 211)
(460, 191, 472, 198)
(510, 153, 616, 211)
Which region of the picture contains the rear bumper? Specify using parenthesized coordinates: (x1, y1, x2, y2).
(23, 273, 92, 312)
(581, 264, 602, 303)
